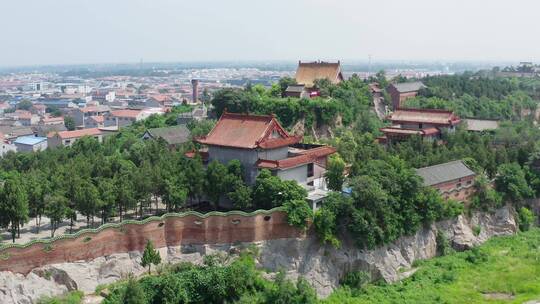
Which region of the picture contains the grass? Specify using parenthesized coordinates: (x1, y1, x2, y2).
(323, 228, 540, 304)
(37, 291, 84, 304)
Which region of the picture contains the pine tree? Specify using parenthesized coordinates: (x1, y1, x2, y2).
(141, 240, 161, 274)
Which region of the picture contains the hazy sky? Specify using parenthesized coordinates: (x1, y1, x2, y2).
(1, 0, 539, 67)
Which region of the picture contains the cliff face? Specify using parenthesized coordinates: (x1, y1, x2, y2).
(0, 206, 516, 303)
(258, 206, 517, 297)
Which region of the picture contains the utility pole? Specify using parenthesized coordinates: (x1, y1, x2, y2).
(368, 54, 373, 78)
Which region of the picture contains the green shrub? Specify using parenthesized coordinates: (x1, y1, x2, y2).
(340, 271, 371, 289)
(314, 208, 340, 248)
(518, 207, 536, 232)
(38, 291, 84, 304)
(436, 231, 453, 256)
(472, 225, 481, 236)
(465, 247, 488, 264)
(283, 199, 312, 229)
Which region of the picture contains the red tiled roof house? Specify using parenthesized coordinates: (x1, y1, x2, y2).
(379, 108, 461, 144)
(194, 112, 336, 188)
(47, 128, 103, 148)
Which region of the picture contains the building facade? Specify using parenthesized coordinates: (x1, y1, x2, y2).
(194, 112, 336, 189)
(416, 160, 477, 203)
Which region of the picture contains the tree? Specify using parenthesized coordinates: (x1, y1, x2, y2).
(163, 177, 188, 212)
(252, 170, 307, 210)
(17, 99, 32, 110)
(74, 179, 100, 227)
(283, 199, 312, 229)
(278, 77, 297, 97)
(228, 183, 253, 210)
(97, 178, 116, 224)
(122, 276, 146, 304)
(44, 194, 68, 237)
(184, 157, 205, 203)
(518, 207, 535, 231)
(26, 171, 48, 233)
(205, 160, 228, 208)
(141, 240, 161, 274)
(325, 154, 346, 191)
(64, 116, 76, 131)
(0, 175, 29, 242)
(314, 207, 340, 248)
(495, 163, 534, 203)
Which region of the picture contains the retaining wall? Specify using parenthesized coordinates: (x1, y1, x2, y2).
(0, 208, 302, 274)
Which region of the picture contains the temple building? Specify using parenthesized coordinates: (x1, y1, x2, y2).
(193, 112, 336, 191)
(387, 82, 426, 110)
(416, 160, 477, 203)
(284, 60, 344, 98)
(378, 108, 461, 144)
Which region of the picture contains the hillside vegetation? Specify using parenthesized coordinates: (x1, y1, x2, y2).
(324, 228, 540, 304)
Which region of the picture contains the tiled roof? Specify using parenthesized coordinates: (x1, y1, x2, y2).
(380, 127, 440, 136)
(464, 118, 499, 132)
(256, 146, 336, 169)
(389, 108, 461, 126)
(88, 115, 105, 123)
(110, 109, 142, 118)
(197, 112, 301, 149)
(390, 82, 426, 93)
(146, 125, 191, 145)
(49, 128, 102, 139)
(416, 160, 476, 187)
(285, 85, 306, 93)
(80, 105, 110, 113)
(295, 61, 343, 87)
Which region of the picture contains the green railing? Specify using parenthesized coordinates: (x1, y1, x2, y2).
(0, 207, 284, 251)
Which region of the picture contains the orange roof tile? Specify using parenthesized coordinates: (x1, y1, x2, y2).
(49, 128, 102, 139)
(256, 146, 336, 169)
(110, 109, 141, 118)
(389, 108, 461, 126)
(197, 112, 300, 149)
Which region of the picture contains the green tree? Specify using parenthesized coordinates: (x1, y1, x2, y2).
(97, 178, 116, 224)
(17, 99, 33, 110)
(314, 207, 340, 248)
(26, 171, 48, 233)
(64, 116, 76, 131)
(74, 179, 100, 227)
(278, 77, 297, 97)
(44, 194, 68, 237)
(283, 199, 312, 229)
(205, 160, 228, 207)
(122, 276, 146, 304)
(252, 169, 308, 210)
(518, 207, 535, 231)
(0, 175, 29, 242)
(228, 182, 253, 210)
(325, 154, 346, 191)
(495, 163, 534, 203)
(163, 177, 188, 212)
(141, 240, 161, 274)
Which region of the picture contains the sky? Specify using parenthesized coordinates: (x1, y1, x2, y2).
(1, 0, 539, 67)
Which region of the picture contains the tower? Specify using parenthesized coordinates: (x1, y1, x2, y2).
(191, 79, 199, 103)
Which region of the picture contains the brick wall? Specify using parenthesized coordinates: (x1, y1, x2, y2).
(0, 210, 302, 275)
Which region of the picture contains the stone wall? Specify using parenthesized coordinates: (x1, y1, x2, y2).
(0, 209, 301, 275)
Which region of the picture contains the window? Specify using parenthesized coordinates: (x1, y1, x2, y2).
(457, 183, 462, 188)
(307, 163, 314, 177)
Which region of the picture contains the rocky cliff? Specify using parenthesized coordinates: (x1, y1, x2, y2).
(0, 206, 516, 303)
